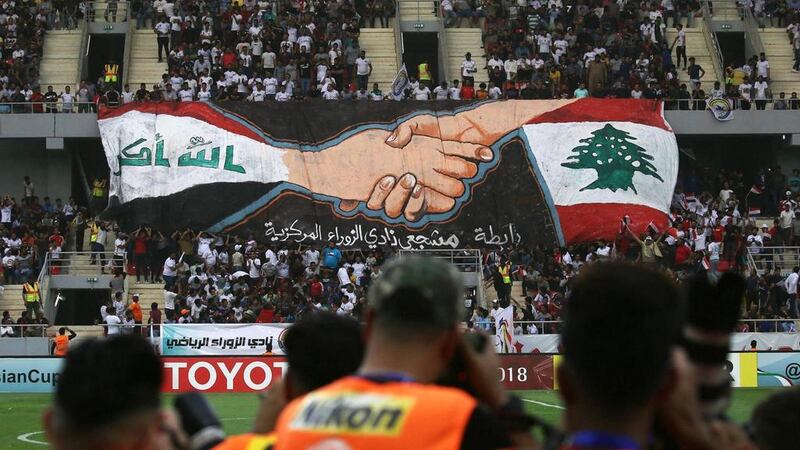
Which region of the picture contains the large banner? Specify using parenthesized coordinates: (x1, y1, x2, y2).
(0, 358, 64, 393)
(161, 323, 291, 356)
(757, 353, 800, 387)
(98, 100, 678, 246)
(162, 357, 288, 392)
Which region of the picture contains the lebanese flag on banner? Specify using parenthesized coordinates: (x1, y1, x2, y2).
(523, 99, 679, 244)
(748, 207, 761, 216)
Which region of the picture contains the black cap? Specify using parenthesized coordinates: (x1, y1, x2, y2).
(368, 256, 463, 329)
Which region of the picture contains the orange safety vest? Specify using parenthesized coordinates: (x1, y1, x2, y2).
(213, 433, 276, 450)
(275, 376, 476, 450)
(54, 335, 69, 356)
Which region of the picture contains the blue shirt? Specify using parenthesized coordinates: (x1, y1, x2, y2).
(322, 247, 341, 269)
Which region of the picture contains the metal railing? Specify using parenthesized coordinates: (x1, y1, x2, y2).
(701, 0, 727, 88)
(47, 251, 128, 276)
(0, 101, 97, 113)
(747, 246, 800, 276)
(86, 1, 130, 23)
(399, 248, 485, 305)
(0, 323, 51, 338)
(742, 5, 766, 57)
(479, 319, 800, 334)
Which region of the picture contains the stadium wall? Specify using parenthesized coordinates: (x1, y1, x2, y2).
(0, 140, 72, 200)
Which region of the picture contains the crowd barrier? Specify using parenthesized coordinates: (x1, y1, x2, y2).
(4, 351, 799, 393)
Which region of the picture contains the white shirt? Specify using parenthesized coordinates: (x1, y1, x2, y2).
(337, 267, 351, 286)
(179, 89, 194, 101)
(786, 272, 799, 295)
(276, 91, 291, 101)
(676, 29, 685, 46)
(114, 238, 126, 256)
(708, 241, 721, 261)
(756, 60, 769, 78)
(536, 35, 552, 54)
(448, 87, 461, 100)
(164, 290, 176, 310)
(754, 81, 768, 100)
(261, 51, 276, 69)
(355, 57, 371, 75)
(122, 91, 135, 104)
(433, 86, 449, 100)
(197, 90, 212, 101)
(163, 257, 177, 276)
(738, 83, 752, 101)
(105, 315, 122, 335)
(322, 89, 340, 100)
(461, 59, 477, 77)
(413, 86, 431, 100)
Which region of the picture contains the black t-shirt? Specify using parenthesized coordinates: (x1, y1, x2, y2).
(688, 64, 703, 79)
(44, 91, 58, 103)
(299, 62, 311, 78)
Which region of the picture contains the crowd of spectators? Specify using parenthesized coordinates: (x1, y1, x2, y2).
(413, 0, 800, 109)
(6, 165, 800, 336)
(0, 0, 83, 109)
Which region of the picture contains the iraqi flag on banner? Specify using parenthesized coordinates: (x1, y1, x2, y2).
(521, 99, 679, 244)
(495, 306, 515, 353)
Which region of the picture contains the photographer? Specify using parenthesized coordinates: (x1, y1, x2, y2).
(43, 335, 187, 450)
(274, 257, 533, 450)
(215, 312, 365, 449)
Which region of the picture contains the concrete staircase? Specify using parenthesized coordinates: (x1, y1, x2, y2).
(710, 0, 741, 21)
(398, 0, 437, 22)
(444, 28, 488, 86)
(357, 28, 399, 93)
(665, 22, 721, 89)
(128, 28, 168, 89)
(127, 281, 166, 311)
(0, 284, 25, 321)
(39, 29, 83, 91)
(759, 28, 800, 97)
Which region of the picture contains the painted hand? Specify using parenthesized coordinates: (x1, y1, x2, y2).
(295, 129, 493, 221)
(384, 99, 575, 149)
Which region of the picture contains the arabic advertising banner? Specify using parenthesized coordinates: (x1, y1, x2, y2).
(98, 100, 677, 247)
(161, 323, 291, 356)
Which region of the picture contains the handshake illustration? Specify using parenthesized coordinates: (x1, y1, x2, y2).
(288, 101, 568, 224)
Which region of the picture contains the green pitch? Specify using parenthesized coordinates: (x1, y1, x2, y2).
(0, 389, 781, 449)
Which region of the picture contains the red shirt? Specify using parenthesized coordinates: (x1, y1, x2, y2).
(31, 92, 44, 112)
(134, 236, 148, 255)
(257, 308, 275, 323)
(674, 243, 692, 266)
(460, 85, 475, 100)
(49, 234, 64, 248)
(309, 280, 323, 298)
(222, 51, 237, 68)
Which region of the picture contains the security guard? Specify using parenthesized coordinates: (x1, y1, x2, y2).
(104, 62, 119, 85)
(22, 276, 43, 320)
(418, 59, 432, 89)
(52, 327, 77, 356)
(214, 313, 364, 450)
(275, 257, 532, 450)
(497, 259, 512, 306)
(91, 177, 106, 214)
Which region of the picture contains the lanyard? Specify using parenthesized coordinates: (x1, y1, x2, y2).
(568, 431, 640, 450)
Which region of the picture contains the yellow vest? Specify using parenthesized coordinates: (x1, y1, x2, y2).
(104, 64, 119, 82)
(418, 63, 431, 81)
(498, 266, 511, 284)
(90, 223, 99, 243)
(92, 179, 106, 197)
(23, 282, 40, 303)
